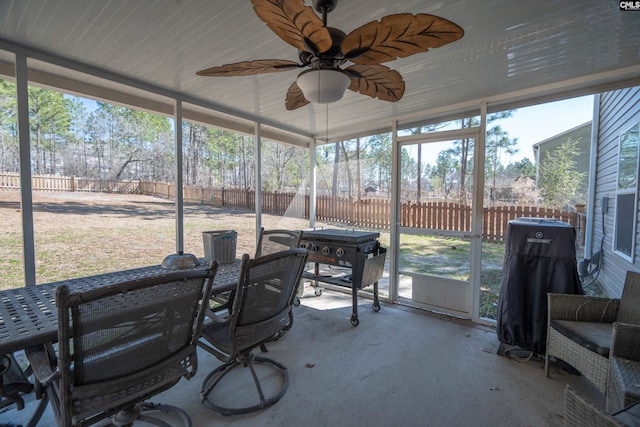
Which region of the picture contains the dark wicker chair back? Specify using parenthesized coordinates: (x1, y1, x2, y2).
(546, 270, 640, 394)
(616, 271, 640, 324)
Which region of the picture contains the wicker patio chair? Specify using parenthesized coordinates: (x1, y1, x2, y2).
(256, 228, 305, 307)
(607, 321, 640, 413)
(210, 228, 301, 315)
(198, 248, 308, 416)
(1, 353, 33, 413)
(26, 261, 217, 427)
(255, 227, 302, 257)
(1, 352, 49, 427)
(546, 271, 640, 394)
(565, 385, 640, 426)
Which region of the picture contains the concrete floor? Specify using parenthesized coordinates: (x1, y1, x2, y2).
(2, 285, 603, 427)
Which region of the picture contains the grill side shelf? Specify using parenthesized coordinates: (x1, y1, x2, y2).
(302, 247, 386, 290)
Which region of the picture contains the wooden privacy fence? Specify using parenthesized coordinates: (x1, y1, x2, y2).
(0, 172, 140, 193)
(140, 183, 309, 218)
(316, 196, 391, 229)
(1, 173, 577, 242)
(483, 205, 577, 241)
(141, 184, 578, 242)
(317, 198, 577, 241)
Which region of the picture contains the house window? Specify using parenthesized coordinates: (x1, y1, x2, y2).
(614, 122, 639, 260)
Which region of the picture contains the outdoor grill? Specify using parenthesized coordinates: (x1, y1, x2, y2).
(300, 229, 386, 326)
(496, 218, 583, 356)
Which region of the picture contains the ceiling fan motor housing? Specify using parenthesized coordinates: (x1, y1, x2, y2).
(323, 27, 346, 59)
(300, 27, 346, 67)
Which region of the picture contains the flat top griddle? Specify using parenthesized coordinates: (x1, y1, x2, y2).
(299, 228, 384, 327)
(301, 229, 380, 245)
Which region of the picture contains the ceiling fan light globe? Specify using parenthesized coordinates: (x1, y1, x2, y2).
(297, 69, 350, 104)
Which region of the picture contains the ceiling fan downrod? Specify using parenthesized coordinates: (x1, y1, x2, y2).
(312, 0, 337, 25)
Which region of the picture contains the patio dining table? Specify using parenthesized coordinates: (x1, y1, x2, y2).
(0, 258, 241, 357)
(0, 259, 240, 427)
(0, 258, 240, 426)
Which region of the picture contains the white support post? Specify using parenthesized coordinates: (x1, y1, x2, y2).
(255, 123, 262, 246)
(470, 103, 488, 322)
(16, 53, 36, 286)
(309, 137, 317, 228)
(174, 98, 184, 253)
(389, 120, 400, 303)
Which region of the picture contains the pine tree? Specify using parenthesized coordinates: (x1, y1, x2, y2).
(538, 138, 586, 209)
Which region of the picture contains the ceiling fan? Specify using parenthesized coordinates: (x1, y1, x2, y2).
(196, 0, 464, 110)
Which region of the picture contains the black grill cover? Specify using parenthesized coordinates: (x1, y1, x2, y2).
(496, 218, 583, 355)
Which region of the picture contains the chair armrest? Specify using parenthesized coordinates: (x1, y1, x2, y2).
(548, 293, 620, 322)
(564, 385, 622, 426)
(25, 344, 58, 386)
(611, 322, 640, 360)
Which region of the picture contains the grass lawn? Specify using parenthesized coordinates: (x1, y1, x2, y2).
(0, 191, 320, 288)
(398, 234, 506, 319)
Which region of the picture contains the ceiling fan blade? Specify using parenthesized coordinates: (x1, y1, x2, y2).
(196, 60, 300, 76)
(345, 64, 405, 102)
(285, 81, 310, 110)
(252, 0, 332, 54)
(342, 13, 464, 65)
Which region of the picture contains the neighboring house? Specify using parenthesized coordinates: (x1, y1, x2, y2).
(485, 176, 535, 204)
(586, 86, 640, 297)
(363, 184, 377, 195)
(531, 121, 592, 204)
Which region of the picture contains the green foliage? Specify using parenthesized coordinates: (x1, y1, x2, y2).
(0, 82, 19, 171)
(538, 137, 586, 209)
(486, 126, 518, 178)
(0, 80, 308, 191)
(84, 103, 174, 180)
(262, 139, 308, 192)
(0, 82, 72, 174)
(315, 133, 392, 197)
(505, 157, 536, 177)
(429, 149, 459, 200)
(400, 147, 417, 188)
(365, 133, 392, 190)
(405, 111, 518, 204)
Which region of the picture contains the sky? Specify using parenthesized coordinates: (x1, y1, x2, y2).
(498, 95, 594, 163)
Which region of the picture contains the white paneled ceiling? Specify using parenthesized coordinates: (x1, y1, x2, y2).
(0, 0, 639, 144)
